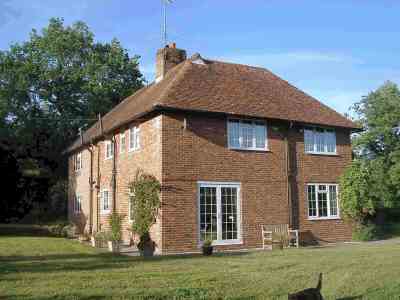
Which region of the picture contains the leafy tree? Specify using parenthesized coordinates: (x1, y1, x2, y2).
(340, 82, 400, 222)
(0, 18, 144, 222)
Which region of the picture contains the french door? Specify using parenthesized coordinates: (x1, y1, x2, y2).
(198, 182, 241, 245)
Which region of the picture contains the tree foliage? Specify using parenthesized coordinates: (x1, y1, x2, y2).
(0, 18, 144, 222)
(128, 170, 161, 237)
(340, 82, 400, 221)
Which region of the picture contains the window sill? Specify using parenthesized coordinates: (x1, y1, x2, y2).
(229, 147, 270, 152)
(199, 239, 243, 247)
(305, 152, 338, 157)
(128, 148, 140, 153)
(100, 210, 111, 215)
(308, 217, 341, 221)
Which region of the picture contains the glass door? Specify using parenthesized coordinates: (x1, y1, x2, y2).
(199, 183, 241, 245)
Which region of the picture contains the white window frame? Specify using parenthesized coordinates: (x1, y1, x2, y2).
(120, 132, 126, 154)
(100, 189, 111, 214)
(105, 140, 113, 160)
(304, 127, 337, 155)
(227, 118, 268, 151)
(197, 181, 242, 246)
(74, 152, 82, 171)
(129, 126, 140, 152)
(73, 194, 82, 213)
(307, 183, 340, 220)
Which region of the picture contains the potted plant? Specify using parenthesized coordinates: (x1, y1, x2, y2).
(128, 170, 161, 257)
(202, 239, 213, 256)
(107, 212, 123, 253)
(91, 231, 107, 248)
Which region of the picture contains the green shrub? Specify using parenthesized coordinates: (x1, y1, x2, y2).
(108, 212, 123, 242)
(352, 223, 380, 241)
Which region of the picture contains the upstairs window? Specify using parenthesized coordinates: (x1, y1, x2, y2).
(129, 126, 140, 151)
(120, 133, 126, 154)
(74, 152, 82, 171)
(307, 184, 339, 219)
(228, 119, 267, 151)
(73, 195, 82, 213)
(105, 140, 114, 160)
(304, 127, 336, 154)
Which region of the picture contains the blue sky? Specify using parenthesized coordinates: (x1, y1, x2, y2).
(1, 0, 399, 115)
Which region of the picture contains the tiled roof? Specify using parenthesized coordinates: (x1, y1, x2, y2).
(67, 57, 359, 152)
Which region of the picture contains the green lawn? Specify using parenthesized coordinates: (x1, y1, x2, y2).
(0, 236, 400, 299)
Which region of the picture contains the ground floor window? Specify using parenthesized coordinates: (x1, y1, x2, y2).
(307, 183, 339, 219)
(101, 190, 110, 214)
(198, 182, 241, 245)
(73, 195, 81, 213)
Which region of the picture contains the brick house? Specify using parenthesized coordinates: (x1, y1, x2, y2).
(67, 43, 359, 254)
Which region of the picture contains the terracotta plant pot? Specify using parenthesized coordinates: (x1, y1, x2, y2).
(202, 246, 213, 256)
(108, 241, 120, 253)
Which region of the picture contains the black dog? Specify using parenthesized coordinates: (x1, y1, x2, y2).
(288, 273, 323, 300)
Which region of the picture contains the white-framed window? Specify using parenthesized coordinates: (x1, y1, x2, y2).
(307, 183, 339, 220)
(198, 182, 242, 245)
(73, 194, 82, 213)
(105, 140, 114, 160)
(120, 133, 126, 154)
(74, 152, 82, 171)
(129, 126, 140, 151)
(304, 127, 336, 154)
(101, 190, 111, 214)
(227, 119, 267, 151)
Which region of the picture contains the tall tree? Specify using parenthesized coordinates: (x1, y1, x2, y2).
(0, 18, 144, 221)
(340, 82, 400, 222)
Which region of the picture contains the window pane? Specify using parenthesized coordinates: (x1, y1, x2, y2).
(135, 127, 140, 149)
(255, 122, 266, 149)
(315, 128, 325, 153)
(326, 131, 336, 153)
(103, 191, 109, 211)
(304, 129, 314, 153)
(228, 120, 240, 148)
(120, 134, 125, 153)
(221, 187, 238, 240)
(241, 121, 254, 148)
(318, 186, 328, 217)
(199, 187, 217, 241)
(329, 185, 338, 216)
(308, 185, 317, 217)
(129, 129, 134, 149)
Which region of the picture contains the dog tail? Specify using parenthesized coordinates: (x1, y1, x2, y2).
(316, 273, 322, 291)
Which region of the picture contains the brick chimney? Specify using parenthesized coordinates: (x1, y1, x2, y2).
(155, 43, 187, 82)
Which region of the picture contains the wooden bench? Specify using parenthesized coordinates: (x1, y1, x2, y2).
(261, 224, 299, 249)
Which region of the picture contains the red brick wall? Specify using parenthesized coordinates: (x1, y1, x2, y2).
(161, 112, 290, 253)
(291, 128, 353, 243)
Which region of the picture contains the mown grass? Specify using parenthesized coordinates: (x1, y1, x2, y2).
(0, 236, 399, 299)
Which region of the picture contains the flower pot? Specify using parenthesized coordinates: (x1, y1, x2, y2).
(108, 241, 120, 253)
(202, 246, 213, 256)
